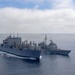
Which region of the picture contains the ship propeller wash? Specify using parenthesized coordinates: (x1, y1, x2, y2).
(0, 35, 41, 60)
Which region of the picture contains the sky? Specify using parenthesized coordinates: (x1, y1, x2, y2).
(0, 0, 75, 33)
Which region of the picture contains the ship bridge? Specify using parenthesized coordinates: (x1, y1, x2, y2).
(3, 35, 21, 47)
(48, 40, 57, 50)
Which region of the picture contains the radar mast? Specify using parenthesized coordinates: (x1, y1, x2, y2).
(44, 35, 47, 45)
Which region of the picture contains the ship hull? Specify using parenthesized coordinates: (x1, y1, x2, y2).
(0, 46, 41, 60)
(43, 49, 71, 56)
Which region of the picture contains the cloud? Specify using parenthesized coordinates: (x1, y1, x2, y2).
(51, 0, 74, 9)
(0, 0, 75, 33)
(0, 7, 75, 33)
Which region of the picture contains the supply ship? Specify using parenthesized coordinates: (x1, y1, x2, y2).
(0, 35, 41, 60)
(38, 35, 71, 55)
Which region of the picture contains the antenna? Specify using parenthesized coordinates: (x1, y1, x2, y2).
(44, 35, 47, 44)
(45, 35, 47, 41)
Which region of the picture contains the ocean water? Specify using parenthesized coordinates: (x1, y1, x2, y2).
(0, 34, 75, 75)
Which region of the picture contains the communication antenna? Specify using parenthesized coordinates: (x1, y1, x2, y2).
(44, 35, 47, 44)
(45, 35, 47, 41)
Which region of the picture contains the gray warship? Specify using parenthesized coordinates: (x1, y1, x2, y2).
(38, 35, 71, 55)
(0, 35, 41, 60)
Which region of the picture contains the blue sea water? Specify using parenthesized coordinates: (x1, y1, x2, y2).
(0, 34, 75, 75)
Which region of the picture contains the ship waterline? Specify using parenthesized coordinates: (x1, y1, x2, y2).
(43, 49, 71, 55)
